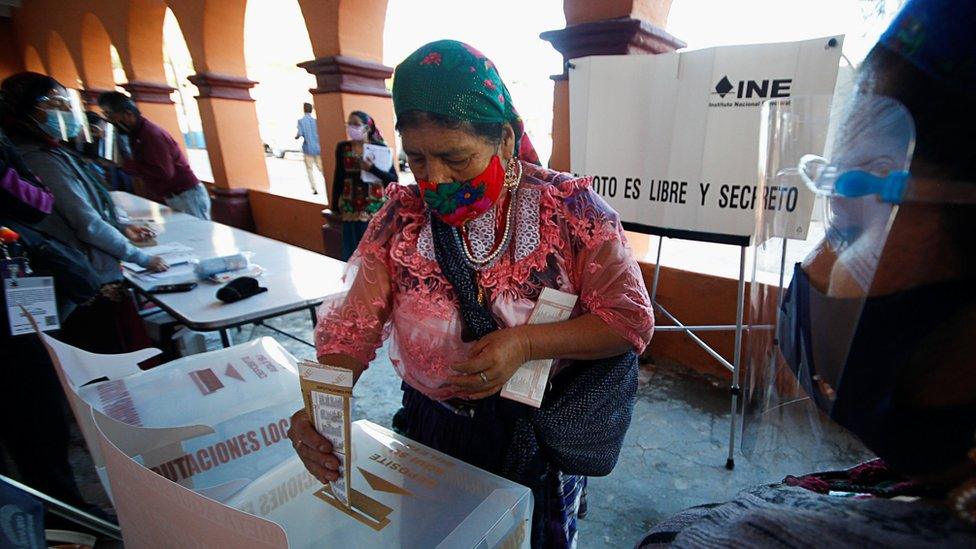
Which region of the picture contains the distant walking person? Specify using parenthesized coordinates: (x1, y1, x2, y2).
(97, 91, 211, 219)
(296, 102, 322, 195)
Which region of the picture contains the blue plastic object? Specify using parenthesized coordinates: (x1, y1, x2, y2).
(834, 170, 910, 203)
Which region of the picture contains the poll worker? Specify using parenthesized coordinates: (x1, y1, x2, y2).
(97, 91, 211, 220)
(1, 73, 163, 354)
(0, 74, 167, 282)
(639, 1, 976, 546)
(289, 40, 654, 547)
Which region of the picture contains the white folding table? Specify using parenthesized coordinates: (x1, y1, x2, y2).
(112, 191, 346, 347)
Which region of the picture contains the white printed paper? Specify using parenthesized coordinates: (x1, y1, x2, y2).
(501, 287, 578, 407)
(311, 390, 348, 502)
(122, 243, 197, 272)
(360, 144, 393, 184)
(300, 362, 353, 507)
(132, 263, 197, 284)
(6, 277, 59, 335)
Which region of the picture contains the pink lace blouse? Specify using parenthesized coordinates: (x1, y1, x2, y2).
(315, 163, 654, 400)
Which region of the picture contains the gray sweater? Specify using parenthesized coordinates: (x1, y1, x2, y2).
(14, 138, 151, 285)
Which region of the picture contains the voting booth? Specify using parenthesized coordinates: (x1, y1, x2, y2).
(569, 36, 844, 467)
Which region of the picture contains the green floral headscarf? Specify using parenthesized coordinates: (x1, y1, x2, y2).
(392, 40, 523, 144)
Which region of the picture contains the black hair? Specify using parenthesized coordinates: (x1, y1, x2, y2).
(303, 102, 313, 113)
(0, 72, 62, 119)
(349, 110, 386, 145)
(97, 91, 140, 116)
(395, 110, 504, 145)
(858, 44, 975, 180)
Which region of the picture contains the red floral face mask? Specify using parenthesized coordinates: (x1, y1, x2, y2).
(418, 155, 505, 226)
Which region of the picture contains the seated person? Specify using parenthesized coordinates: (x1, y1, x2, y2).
(1, 72, 167, 353)
(639, 1, 976, 546)
(0, 72, 167, 283)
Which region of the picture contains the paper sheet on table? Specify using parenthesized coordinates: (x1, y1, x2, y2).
(360, 144, 393, 184)
(500, 288, 578, 408)
(123, 243, 197, 272)
(132, 263, 197, 284)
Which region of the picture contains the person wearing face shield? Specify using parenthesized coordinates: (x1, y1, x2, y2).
(637, 1, 976, 546)
(329, 109, 398, 260)
(0, 73, 168, 280)
(0, 72, 165, 355)
(97, 91, 211, 220)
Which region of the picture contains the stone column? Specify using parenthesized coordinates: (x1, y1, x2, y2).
(298, 55, 395, 201)
(184, 71, 268, 231)
(186, 72, 269, 192)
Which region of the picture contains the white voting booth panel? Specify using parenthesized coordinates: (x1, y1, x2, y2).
(29, 312, 166, 498)
(225, 421, 532, 549)
(31, 308, 304, 500)
(569, 35, 843, 240)
(75, 337, 304, 497)
(93, 409, 288, 549)
(568, 37, 843, 467)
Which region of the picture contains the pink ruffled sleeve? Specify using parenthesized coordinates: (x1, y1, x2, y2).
(313, 187, 409, 365)
(559, 181, 655, 353)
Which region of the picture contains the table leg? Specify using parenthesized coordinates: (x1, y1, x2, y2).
(309, 305, 318, 327)
(220, 329, 232, 348)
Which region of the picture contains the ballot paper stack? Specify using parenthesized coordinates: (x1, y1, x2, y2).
(500, 287, 578, 408)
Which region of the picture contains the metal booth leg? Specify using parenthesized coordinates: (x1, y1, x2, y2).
(726, 245, 748, 470)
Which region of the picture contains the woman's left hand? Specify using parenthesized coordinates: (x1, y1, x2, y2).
(360, 158, 373, 172)
(448, 327, 531, 399)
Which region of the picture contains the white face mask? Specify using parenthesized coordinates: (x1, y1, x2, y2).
(346, 124, 367, 141)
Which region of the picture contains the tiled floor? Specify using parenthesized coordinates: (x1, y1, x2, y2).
(59, 310, 869, 548)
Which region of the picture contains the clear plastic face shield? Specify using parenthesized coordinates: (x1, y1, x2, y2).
(97, 118, 119, 162)
(741, 95, 936, 468)
(32, 88, 91, 145)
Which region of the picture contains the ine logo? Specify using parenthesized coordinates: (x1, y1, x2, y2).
(711, 75, 792, 105)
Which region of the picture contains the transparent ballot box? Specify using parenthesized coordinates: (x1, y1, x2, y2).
(226, 421, 533, 548)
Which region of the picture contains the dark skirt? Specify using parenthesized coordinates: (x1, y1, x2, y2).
(395, 383, 584, 548)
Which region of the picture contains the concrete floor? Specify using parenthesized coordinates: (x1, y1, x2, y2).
(59, 309, 871, 548)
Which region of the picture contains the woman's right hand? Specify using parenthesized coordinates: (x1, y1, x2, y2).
(287, 408, 341, 484)
(146, 255, 169, 272)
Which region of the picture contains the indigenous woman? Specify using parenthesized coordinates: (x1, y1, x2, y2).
(290, 40, 654, 547)
(331, 110, 398, 260)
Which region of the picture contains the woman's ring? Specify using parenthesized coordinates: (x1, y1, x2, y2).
(479, 371, 489, 384)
